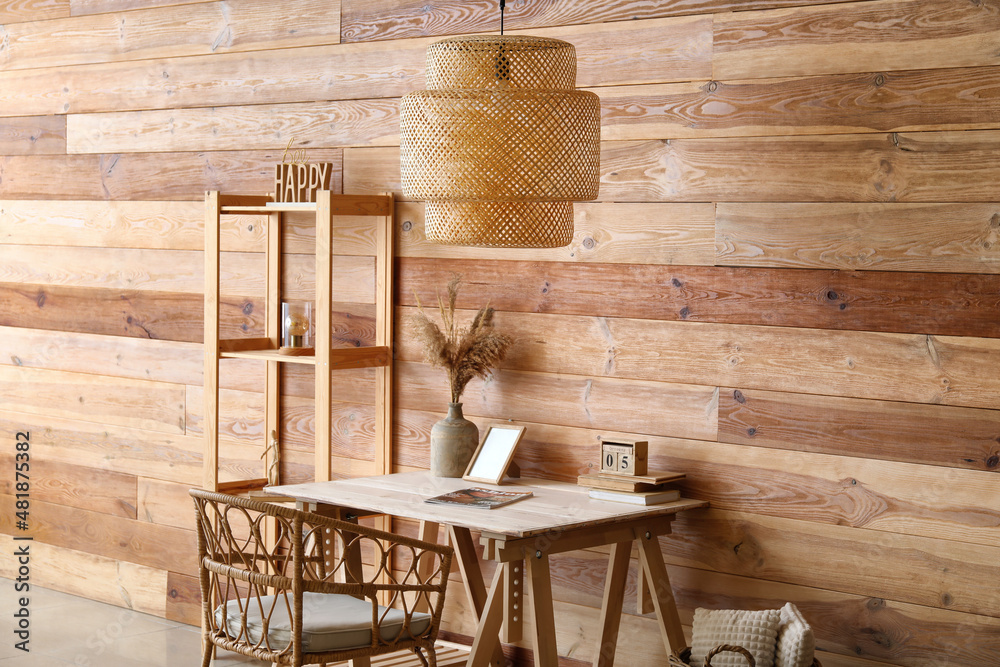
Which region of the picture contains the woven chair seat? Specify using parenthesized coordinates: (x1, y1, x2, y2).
(216, 592, 432, 652)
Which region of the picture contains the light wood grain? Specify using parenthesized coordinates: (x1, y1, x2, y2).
(393, 361, 719, 444)
(397, 308, 1000, 409)
(666, 508, 1000, 617)
(0, 454, 136, 518)
(393, 408, 1000, 547)
(0, 494, 199, 575)
(718, 387, 1000, 472)
(0, 534, 168, 617)
(599, 131, 1000, 203)
(714, 0, 1000, 80)
(0, 17, 707, 119)
(0, 411, 261, 485)
(598, 65, 1000, 140)
(0, 149, 343, 200)
(717, 202, 1000, 273)
(137, 477, 196, 529)
(0, 115, 65, 154)
(340, 0, 863, 42)
(0, 244, 374, 302)
(0, 364, 186, 433)
(1, 0, 340, 70)
(396, 201, 716, 266)
(0, 0, 70, 22)
(69, 98, 399, 154)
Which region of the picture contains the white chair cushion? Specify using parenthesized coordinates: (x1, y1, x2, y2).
(775, 603, 815, 667)
(691, 607, 781, 667)
(215, 592, 431, 653)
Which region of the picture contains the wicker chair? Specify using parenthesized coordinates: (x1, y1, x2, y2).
(190, 490, 453, 667)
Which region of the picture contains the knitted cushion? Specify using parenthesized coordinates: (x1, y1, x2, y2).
(215, 592, 431, 653)
(775, 603, 815, 667)
(691, 608, 781, 667)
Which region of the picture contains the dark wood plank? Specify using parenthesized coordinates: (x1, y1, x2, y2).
(398, 257, 1000, 338)
(600, 65, 1000, 140)
(719, 387, 1000, 472)
(0, 149, 342, 200)
(165, 571, 202, 626)
(341, 0, 868, 42)
(0, 115, 66, 154)
(0, 283, 262, 342)
(714, 0, 1000, 79)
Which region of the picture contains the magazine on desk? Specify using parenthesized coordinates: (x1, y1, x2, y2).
(424, 487, 533, 510)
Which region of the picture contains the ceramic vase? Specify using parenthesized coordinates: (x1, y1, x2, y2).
(430, 402, 479, 477)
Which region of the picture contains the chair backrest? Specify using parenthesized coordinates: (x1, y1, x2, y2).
(190, 489, 453, 663)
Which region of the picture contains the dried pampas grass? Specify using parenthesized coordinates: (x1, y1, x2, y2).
(408, 275, 513, 404)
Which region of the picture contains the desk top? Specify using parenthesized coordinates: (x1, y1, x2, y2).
(267, 471, 707, 539)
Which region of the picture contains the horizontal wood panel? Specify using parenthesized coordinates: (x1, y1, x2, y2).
(666, 563, 1000, 666)
(719, 387, 1000, 473)
(69, 0, 194, 15)
(396, 201, 716, 266)
(0, 18, 707, 119)
(0, 0, 70, 22)
(346, 132, 1000, 203)
(0, 245, 374, 302)
(392, 410, 1000, 546)
(0, 365, 186, 433)
(599, 65, 1000, 140)
(0, 494, 199, 575)
(281, 396, 376, 461)
(393, 360, 720, 443)
(396, 308, 1000, 409)
(1, 0, 339, 71)
(714, 0, 1000, 79)
(0, 411, 261, 485)
(69, 98, 399, 153)
(0, 283, 263, 342)
(599, 132, 1000, 203)
(0, 535, 168, 617)
(0, 455, 137, 518)
(666, 509, 1000, 617)
(399, 256, 1000, 337)
(137, 477, 196, 530)
(340, 0, 864, 42)
(717, 202, 1000, 273)
(0, 115, 66, 154)
(0, 325, 203, 385)
(0, 149, 343, 200)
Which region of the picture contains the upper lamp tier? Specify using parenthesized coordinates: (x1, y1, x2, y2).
(400, 35, 601, 203)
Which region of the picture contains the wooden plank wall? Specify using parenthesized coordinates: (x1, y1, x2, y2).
(1, 1, 998, 665)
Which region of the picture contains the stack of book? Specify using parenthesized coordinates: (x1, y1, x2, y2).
(577, 469, 685, 505)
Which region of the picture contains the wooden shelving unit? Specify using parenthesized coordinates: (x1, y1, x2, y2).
(203, 190, 395, 492)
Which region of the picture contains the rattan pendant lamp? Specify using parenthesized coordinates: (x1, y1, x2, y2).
(399, 1, 601, 247)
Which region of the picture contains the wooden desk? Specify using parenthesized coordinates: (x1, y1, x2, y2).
(267, 471, 706, 667)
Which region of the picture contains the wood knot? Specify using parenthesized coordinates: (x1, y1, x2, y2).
(671, 278, 683, 288)
(401, 220, 413, 232)
(733, 389, 746, 404)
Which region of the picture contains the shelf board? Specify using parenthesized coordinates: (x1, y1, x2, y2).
(220, 345, 391, 369)
(220, 194, 391, 216)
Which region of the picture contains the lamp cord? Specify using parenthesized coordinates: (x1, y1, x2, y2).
(500, 0, 505, 35)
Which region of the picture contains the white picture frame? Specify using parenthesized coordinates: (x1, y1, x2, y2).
(463, 425, 526, 485)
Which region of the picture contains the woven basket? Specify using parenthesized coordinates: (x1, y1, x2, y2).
(669, 646, 823, 667)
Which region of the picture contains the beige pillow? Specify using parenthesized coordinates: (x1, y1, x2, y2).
(691, 607, 781, 667)
(775, 603, 815, 667)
